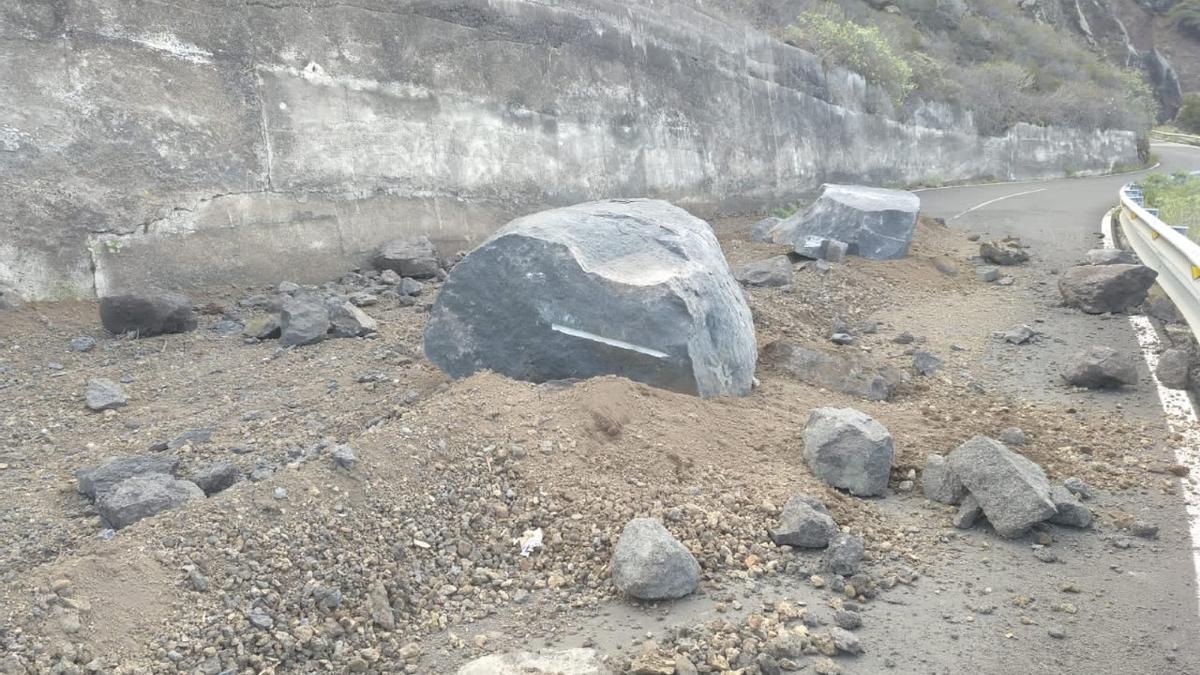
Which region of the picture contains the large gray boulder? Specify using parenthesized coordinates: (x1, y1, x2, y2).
(760, 341, 904, 401)
(771, 184, 919, 260)
(457, 649, 611, 675)
(76, 455, 181, 500)
(99, 292, 196, 337)
(946, 436, 1056, 538)
(372, 236, 440, 279)
(1062, 346, 1138, 389)
(803, 408, 894, 497)
(280, 295, 330, 347)
(1059, 264, 1157, 314)
(611, 518, 701, 600)
(96, 474, 204, 529)
(423, 199, 757, 398)
(770, 496, 838, 548)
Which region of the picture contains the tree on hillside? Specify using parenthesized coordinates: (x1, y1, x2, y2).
(1177, 93, 1200, 133)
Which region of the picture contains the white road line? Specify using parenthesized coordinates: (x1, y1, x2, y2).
(1102, 210, 1200, 615)
(949, 188, 1047, 221)
(913, 162, 1160, 193)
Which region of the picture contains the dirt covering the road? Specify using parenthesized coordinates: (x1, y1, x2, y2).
(0, 217, 1172, 673)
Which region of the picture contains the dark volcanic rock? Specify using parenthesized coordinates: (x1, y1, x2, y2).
(99, 292, 196, 337)
(77, 455, 181, 500)
(373, 236, 440, 279)
(1062, 346, 1138, 389)
(423, 199, 756, 398)
(96, 474, 204, 529)
(1059, 264, 1157, 314)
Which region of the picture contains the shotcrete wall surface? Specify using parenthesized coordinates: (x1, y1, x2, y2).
(1, 0, 1139, 300)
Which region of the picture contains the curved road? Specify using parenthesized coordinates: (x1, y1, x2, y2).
(891, 142, 1200, 675)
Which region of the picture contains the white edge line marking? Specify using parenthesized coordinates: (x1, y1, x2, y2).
(1103, 209, 1200, 615)
(949, 188, 1047, 221)
(550, 324, 668, 359)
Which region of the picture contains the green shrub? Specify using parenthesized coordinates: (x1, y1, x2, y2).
(1140, 172, 1200, 239)
(1169, 0, 1200, 39)
(1177, 93, 1200, 133)
(784, 11, 915, 105)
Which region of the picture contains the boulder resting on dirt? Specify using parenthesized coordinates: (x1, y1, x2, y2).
(424, 199, 757, 398)
(1058, 264, 1157, 314)
(771, 184, 919, 260)
(190, 461, 241, 496)
(611, 518, 701, 600)
(947, 436, 1055, 538)
(372, 236, 441, 279)
(770, 495, 838, 548)
(803, 407, 894, 497)
(457, 648, 610, 675)
(761, 341, 903, 401)
(1062, 346, 1137, 389)
(99, 292, 196, 337)
(96, 474, 204, 529)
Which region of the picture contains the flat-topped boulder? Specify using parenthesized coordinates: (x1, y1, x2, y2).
(424, 199, 756, 398)
(771, 184, 920, 260)
(1059, 264, 1157, 314)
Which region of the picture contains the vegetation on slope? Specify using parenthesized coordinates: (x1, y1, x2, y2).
(1141, 172, 1200, 237)
(779, 1, 1158, 137)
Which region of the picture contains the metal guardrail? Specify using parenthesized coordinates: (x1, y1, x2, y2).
(1118, 183, 1200, 337)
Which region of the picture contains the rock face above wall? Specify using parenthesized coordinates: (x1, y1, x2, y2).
(0, 0, 1139, 301)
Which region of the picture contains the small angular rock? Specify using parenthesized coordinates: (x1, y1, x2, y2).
(85, 378, 127, 411)
(1062, 346, 1137, 389)
(373, 236, 440, 279)
(611, 518, 701, 600)
(279, 296, 330, 347)
(770, 495, 838, 548)
(999, 427, 1027, 446)
(824, 533, 864, 575)
(736, 256, 793, 287)
(980, 240, 1029, 265)
(803, 408, 894, 497)
(190, 461, 241, 496)
(77, 455, 181, 500)
(1048, 486, 1092, 528)
(96, 474, 204, 529)
(327, 301, 378, 338)
(953, 496, 982, 529)
(913, 351, 942, 376)
(922, 454, 966, 505)
(69, 337, 97, 352)
(1059, 264, 1157, 314)
(947, 436, 1055, 538)
(457, 648, 609, 675)
(1156, 348, 1191, 389)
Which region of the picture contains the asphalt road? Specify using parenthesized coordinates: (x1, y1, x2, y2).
(895, 143, 1200, 675)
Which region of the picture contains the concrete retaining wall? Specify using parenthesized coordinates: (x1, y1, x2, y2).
(0, 0, 1140, 300)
